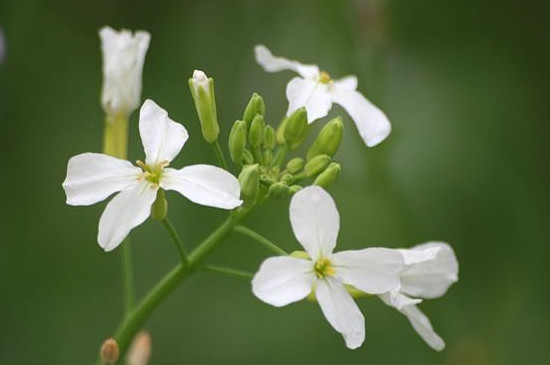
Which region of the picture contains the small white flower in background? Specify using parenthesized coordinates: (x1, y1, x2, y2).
(252, 186, 403, 349)
(99, 26, 150, 117)
(254, 45, 391, 147)
(380, 242, 459, 351)
(62, 99, 242, 252)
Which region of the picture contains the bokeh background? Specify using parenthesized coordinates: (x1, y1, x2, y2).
(1, 0, 549, 364)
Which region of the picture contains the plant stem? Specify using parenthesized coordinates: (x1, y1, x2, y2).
(121, 238, 135, 315)
(203, 265, 254, 279)
(161, 217, 188, 266)
(212, 140, 228, 170)
(233, 225, 287, 255)
(103, 114, 129, 159)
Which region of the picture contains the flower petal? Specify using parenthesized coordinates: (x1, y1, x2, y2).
(286, 77, 332, 123)
(254, 44, 319, 79)
(252, 256, 316, 307)
(331, 89, 391, 147)
(316, 277, 365, 349)
(98, 181, 157, 252)
(399, 242, 459, 299)
(332, 248, 403, 294)
(62, 152, 141, 206)
(333, 75, 358, 91)
(379, 290, 422, 311)
(290, 186, 340, 260)
(139, 99, 189, 166)
(160, 165, 242, 210)
(400, 304, 445, 351)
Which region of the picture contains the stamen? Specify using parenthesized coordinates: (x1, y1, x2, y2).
(319, 71, 332, 84)
(314, 257, 335, 278)
(136, 160, 147, 170)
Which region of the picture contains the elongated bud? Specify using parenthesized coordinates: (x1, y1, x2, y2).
(189, 70, 219, 143)
(285, 157, 305, 174)
(263, 125, 276, 149)
(100, 338, 119, 364)
(242, 149, 254, 164)
(307, 117, 344, 161)
(249, 114, 265, 148)
(283, 108, 308, 150)
(127, 331, 152, 365)
(305, 154, 331, 177)
(151, 189, 167, 221)
(268, 182, 290, 200)
(243, 93, 265, 126)
(238, 164, 260, 204)
(263, 150, 273, 165)
(289, 184, 303, 195)
(313, 162, 341, 188)
(229, 120, 247, 164)
(276, 117, 288, 145)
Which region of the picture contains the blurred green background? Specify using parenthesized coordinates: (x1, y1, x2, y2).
(1, 0, 549, 364)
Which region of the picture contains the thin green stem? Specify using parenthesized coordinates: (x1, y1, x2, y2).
(161, 217, 188, 266)
(121, 239, 135, 316)
(203, 265, 254, 279)
(212, 140, 228, 170)
(234, 225, 287, 255)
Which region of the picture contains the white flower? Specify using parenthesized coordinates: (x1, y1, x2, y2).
(380, 242, 459, 351)
(62, 99, 243, 252)
(252, 186, 403, 349)
(254, 45, 391, 147)
(99, 26, 151, 117)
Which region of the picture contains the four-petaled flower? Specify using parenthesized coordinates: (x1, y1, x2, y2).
(62, 99, 242, 251)
(252, 186, 404, 349)
(254, 44, 391, 147)
(380, 242, 458, 351)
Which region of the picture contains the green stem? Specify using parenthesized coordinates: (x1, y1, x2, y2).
(103, 114, 129, 159)
(161, 217, 189, 266)
(121, 239, 135, 316)
(212, 140, 228, 170)
(203, 265, 254, 279)
(234, 225, 287, 255)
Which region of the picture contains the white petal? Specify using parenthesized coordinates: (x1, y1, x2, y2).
(331, 248, 403, 294)
(62, 153, 141, 206)
(331, 89, 391, 147)
(139, 99, 189, 166)
(98, 181, 157, 251)
(400, 242, 459, 299)
(379, 290, 422, 311)
(333, 75, 358, 91)
(252, 256, 316, 307)
(254, 44, 320, 79)
(289, 186, 340, 260)
(160, 165, 242, 210)
(286, 77, 332, 123)
(316, 277, 365, 349)
(400, 304, 445, 351)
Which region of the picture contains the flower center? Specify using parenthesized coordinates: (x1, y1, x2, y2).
(314, 257, 335, 278)
(318, 71, 332, 84)
(136, 160, 169, 186)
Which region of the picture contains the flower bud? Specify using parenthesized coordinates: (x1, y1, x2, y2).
(275, 117, 288, 145)
(127, 331, 152, 365)
(243, 93, 265, 126)
(100, 338, 120, 364)
(285, 157, 305, 174)
(283, 108, 308, 150)
(242, 149, 254, 164)
(307, 117, 344, 161)
(280, 173, 294, 185)
(238, 164, 260, 204)
(313, 162, 341, 188)
(249, 114, 265, 148)
(305, 154, 331, 177)
(189, 70, 220, 143)
(228, 120, 247, 164)
(289, 184, 303, 195)
(263, 150, 273, 166)
(268, 182, 290, 200)
(151, 189, 167, 221)
(263, 125, 276, 149)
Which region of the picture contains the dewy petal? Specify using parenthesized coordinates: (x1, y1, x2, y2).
(286, 77, 332, 123)
(400, 242, 459, 299)
(332, 248, 403, 294)
(316, 277, 365, 350)
(254, 44, 320, 79)
(331, 89, 391, 147)
(289, 186, 339, 260)
(400, 304, 445, 351)
(63, 152, 141, 206)
(160, 165, 242, 210)
(333, 75, 358, 92)
(98, 180, 158, 252)
(139, 99, 189, 166)
(252, 256, 316, 307)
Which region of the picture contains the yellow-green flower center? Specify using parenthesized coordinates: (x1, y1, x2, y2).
(314, 257, 335, 278)
(137, 160, 169, 186)
(318, 71, 332, 84)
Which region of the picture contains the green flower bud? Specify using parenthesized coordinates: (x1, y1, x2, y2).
(305, 154, 331, 177)
(238, 164, 260, 204)
(280, 173, 294, 184)
(243, 93, 265, 126)
(228, 120, 247, 165)
(268, 182, 290, 200)
(307, 117, 344, 161)
(151, 189, 168, 221)
(289, 185, 303, 195)
(263, 150, 273, 166)
(242, 149, 254, 164)
(275, 117, 288, 145)
(313, 162, 341, 188)
(263, 125, 276, 149)
(283, 108, 308, 150)
(285, 157, 305, 174)
(249, 114, 265, 148)
(189, 70, 219, 143)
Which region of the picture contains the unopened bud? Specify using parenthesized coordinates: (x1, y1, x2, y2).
(289, 185, 303, 195)
(127, 331, 152, 365)
(249, 114, 265, 148)
(280, 173, 294, 185)
(275, 117, 288, 145)
(243, 93, 265, 126)
(313, 162, 341, 188)
(307, 117, 344, 161)
(268, 182, 290, 200)
(305, 154, 331, 177)
(283, 108, 308, 150)
(238, 164, 260, 204)
(242, 149, 254, 164)
(263, 150, 273, 165)
(228, 120, 247, 164)
(189, 70, 219, 143)
(100, 338, 119, 364)
(151, 189, 168, 221)
(285, 157, 305, 174)
(263, 125, 276, 149)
